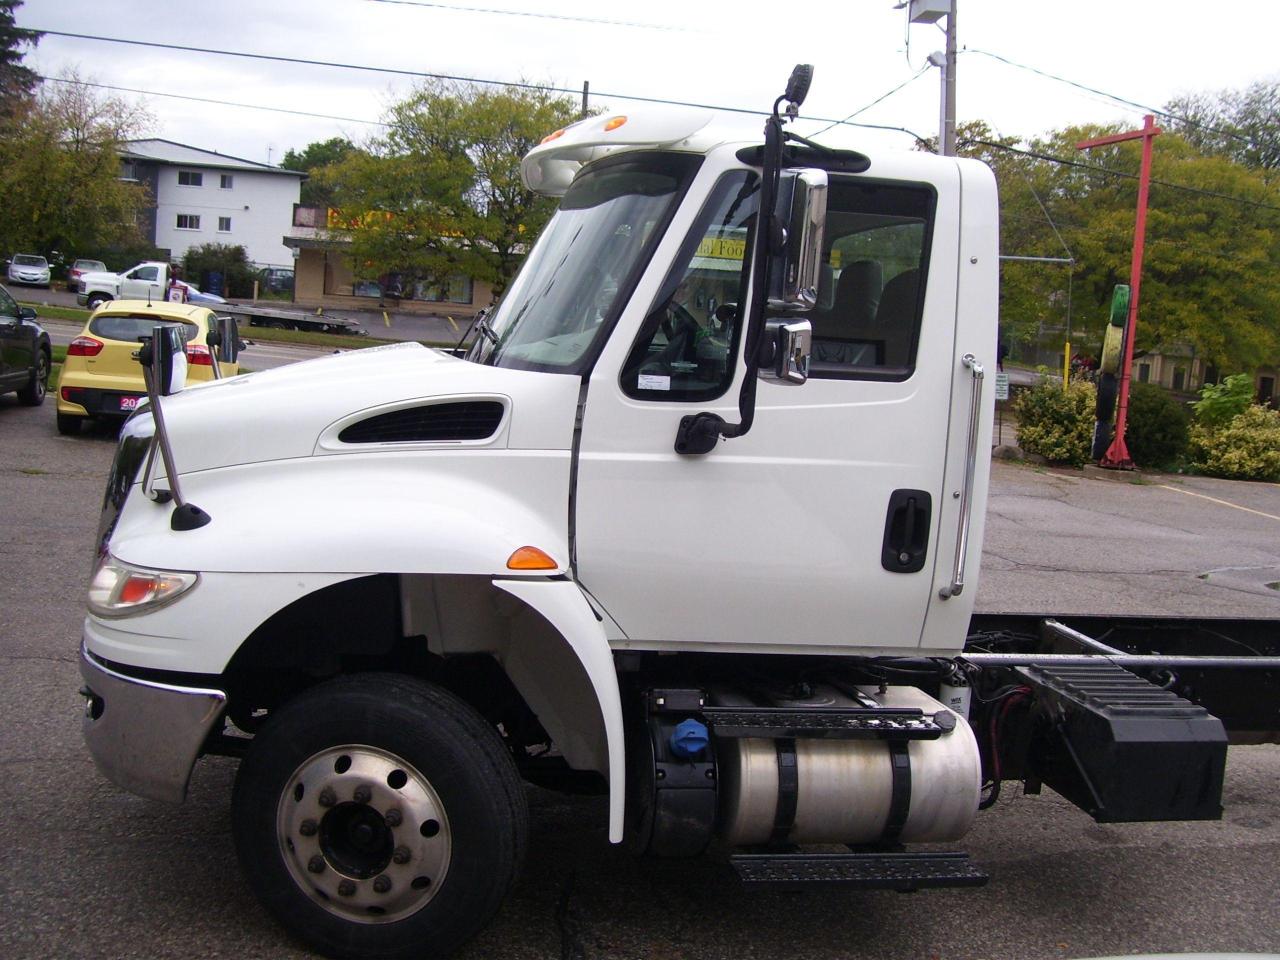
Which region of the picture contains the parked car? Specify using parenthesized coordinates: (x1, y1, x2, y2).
(56, 299, 241, 435)
(7, 254, 51, 288)
(0, 283, 51, 406)
(66, 258, 108, 292)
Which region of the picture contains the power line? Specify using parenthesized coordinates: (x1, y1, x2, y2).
(810, 65, 931, 137)
(964, 138, 1280, 214)
(30, 29, 927, 138)
(361, 0, 677, 31)
(38, 74, 388, 127)
(967, 48, 1260, 151)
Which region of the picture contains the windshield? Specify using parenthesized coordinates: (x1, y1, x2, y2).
(468, 152, 700, 374)
(13, 255, 46, 266)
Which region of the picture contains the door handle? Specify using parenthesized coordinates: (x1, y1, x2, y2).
(939, 353, 984, 599)
(881, 489, 932, 573)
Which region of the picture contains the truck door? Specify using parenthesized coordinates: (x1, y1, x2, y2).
(121, 265, 164, 300)
(574, 159, 964, 653)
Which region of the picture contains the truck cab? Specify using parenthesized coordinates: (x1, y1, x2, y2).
(77, 76, 1237, 960)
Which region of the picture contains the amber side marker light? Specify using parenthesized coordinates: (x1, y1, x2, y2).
(507, 546, 558, 570)
(540, 128, 566, 145)
(603, 116, 628, 132)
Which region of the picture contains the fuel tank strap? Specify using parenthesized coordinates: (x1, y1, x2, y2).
(770, 738, 798, 843)
(882, 740, 912, 841)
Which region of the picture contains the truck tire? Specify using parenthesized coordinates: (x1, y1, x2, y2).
(17, 349, 48, 405)
(231, 673, 527, 959)
(87, 293, 110, 311)
(1100, 323, 1124, 376)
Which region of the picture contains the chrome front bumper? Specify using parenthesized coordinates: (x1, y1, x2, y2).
(79, 641, 227, 803)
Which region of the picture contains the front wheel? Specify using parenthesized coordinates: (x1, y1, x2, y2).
(86, 293, 110, 311)
(232, 673, 527, 959)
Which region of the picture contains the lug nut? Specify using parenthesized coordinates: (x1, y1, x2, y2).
(299, 819, 318, 837)
(384, 808, 403, 828)
(307, 855, 325, 874)
(373, 875, 392, 894)
(318, 787, 337, 808)
(353, 784, 372, 804)
(392, 845, 411, 865)
(338, 879, 356, 897)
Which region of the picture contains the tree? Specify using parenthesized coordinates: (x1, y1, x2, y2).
(0, 1, 40, 116)
(319, 80, 581, 298)
(182, 243, 258, 298)
(281, 136, 360, 208)
(0, 72, 153, 259)
(1166, 80, 1280, 170)
(954, 119, 1280, 373)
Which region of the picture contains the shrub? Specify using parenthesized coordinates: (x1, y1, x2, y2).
(1015, 377, 1096, 466)
(1124, 381, 1190, 468)
(1189, 405, 1280, 482)
(1192, 373, 1255, 428)
(181, 243, 259, 298)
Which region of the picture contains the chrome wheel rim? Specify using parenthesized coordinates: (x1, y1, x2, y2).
(277, 745, 452, 924)
(35, 355, 47, 400)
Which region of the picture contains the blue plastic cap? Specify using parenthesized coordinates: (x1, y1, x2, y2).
(669, 718, 710, 758)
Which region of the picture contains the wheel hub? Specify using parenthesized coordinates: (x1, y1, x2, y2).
(277, 746, 452, 923)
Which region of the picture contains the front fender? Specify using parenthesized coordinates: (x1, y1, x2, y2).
(109, 451, 572, 575)
(495, 578, 626, 844)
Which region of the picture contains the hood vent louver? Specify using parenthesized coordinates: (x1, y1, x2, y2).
(338, 401, 504, 444)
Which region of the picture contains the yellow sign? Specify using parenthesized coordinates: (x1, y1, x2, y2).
(696, 237, 746, 261)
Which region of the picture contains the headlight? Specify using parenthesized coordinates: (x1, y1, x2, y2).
(88, 557, 198, 618)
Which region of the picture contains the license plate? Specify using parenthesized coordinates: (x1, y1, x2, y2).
(119, 396, 141, 411)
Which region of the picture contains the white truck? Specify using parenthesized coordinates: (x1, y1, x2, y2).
(75, 260, 177, 309)
(78, 69, 1279, 959)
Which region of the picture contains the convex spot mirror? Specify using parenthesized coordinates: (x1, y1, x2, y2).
(137, 323, 188, 396)
(767, 168, 828, 312)
(758, 317, 812, 385)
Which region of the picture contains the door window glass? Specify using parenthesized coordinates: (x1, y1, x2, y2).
(621, 170, 759, 401)
(808, 180, 935, 379)
(0, 286, 15, 318)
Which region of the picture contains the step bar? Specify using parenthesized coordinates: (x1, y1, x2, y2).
(730, 851, 988, 891)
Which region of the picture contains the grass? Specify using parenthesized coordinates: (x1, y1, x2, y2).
(20, 300, 424, 350)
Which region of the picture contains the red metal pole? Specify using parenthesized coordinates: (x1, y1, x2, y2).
(1077, 115, 1161, 469)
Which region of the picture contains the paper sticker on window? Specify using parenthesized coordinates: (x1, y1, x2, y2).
(638, 373, 671, 391)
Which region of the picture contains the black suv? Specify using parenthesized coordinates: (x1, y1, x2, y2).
(0, 283, 51, 407)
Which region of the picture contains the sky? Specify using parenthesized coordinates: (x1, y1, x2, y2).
(16, 0, 1280, 166)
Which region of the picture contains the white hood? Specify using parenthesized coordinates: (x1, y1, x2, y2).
(129, 342, 582, 476)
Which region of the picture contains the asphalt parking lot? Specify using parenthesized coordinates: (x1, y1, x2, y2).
(1, 394, 1278, 960)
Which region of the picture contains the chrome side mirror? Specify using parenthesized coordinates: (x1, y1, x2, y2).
(758, 317, 811, 385)
(768, 168, 828, 312)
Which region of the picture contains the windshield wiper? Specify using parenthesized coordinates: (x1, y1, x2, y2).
(475, 312, 499, 346)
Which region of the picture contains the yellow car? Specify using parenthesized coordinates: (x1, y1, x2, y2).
(56, 299, 240, 435)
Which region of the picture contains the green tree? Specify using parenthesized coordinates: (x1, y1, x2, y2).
(319, 80, 581, 297)
(0, 73, 151, 259)
(281, 136, 360, 208)
(0, 0, 40, 116)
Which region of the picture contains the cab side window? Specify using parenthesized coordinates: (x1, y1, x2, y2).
(808, 180, 935, 380)
(621, 171, 759, 402)
(0, 286, 16, 319)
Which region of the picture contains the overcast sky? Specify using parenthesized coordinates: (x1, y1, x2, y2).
(17, 0, 1280, 165)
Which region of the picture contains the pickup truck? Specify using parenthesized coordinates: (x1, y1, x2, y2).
(76, 262, 227, 309)
(76, 68, 1280, 959)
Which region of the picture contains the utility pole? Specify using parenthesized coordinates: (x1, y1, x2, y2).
(582, 81, 590, 119)
(1077, 115, 1161, 469)
(909, 0, 956, 155)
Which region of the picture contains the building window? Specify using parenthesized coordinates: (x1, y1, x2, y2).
(178, 170, 203, 187)
(120, 160, 140, 181)
(176, 214, 201, 230)
(220, 174, 234, 189)
(414, 275, 474, 304)
(1137, 363, 1150, 383)
(218, 216, 232, 232)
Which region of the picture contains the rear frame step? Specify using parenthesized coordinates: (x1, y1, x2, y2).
(730, 851, 988, 891)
